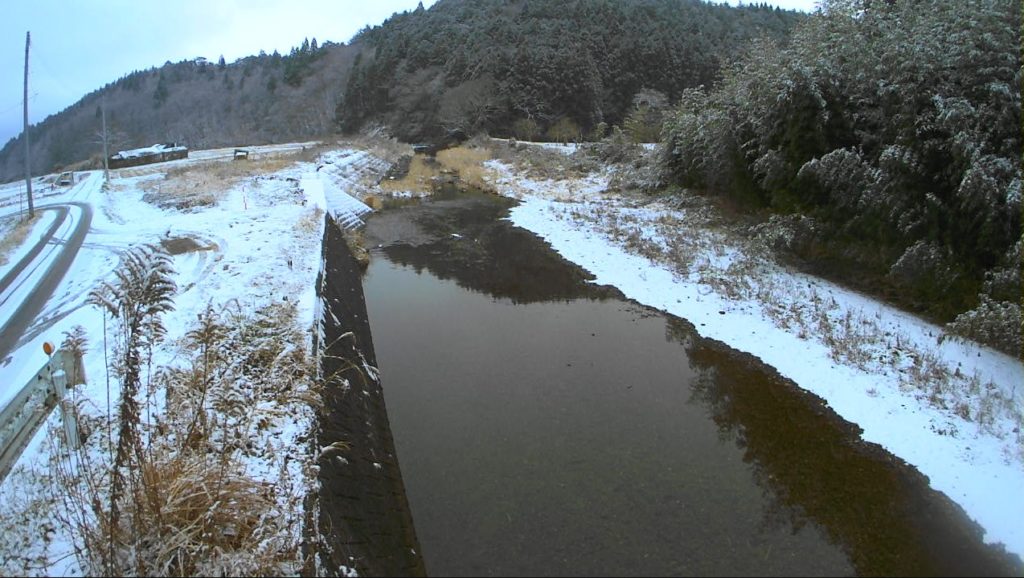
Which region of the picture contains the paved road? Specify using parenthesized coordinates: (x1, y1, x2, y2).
(0, 201, 93, 364)
(0, 206, 69, 305)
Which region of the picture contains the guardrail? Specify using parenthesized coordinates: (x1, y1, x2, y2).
(0, 348, 83, 483)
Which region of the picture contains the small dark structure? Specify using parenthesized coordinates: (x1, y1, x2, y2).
(108, 143, 188, 169)
(233, 148, 250, 161)
(412, 128, 469, 156)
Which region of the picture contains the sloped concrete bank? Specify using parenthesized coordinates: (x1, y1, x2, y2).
(312, 214, 425, 577)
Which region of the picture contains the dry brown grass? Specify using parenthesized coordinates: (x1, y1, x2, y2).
(487, 139, 597, 180)
(343, 228, 370, 269)
(142, 158, 295, 210)
(47, 296, 318, 576)
(379, 154, 441, 194)
(296, 206, 325, 235)
(62, 449, 301, 577)
(437, 146, 496, 191)
(345, 134, 413, 166)
(129, 455, 280, 575)
(376, 145, 498, 195)
(0, 213, 40, 266)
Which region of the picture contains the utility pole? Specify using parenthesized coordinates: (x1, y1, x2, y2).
(101, 96, 110, 183)
(23, 31, 34, 219)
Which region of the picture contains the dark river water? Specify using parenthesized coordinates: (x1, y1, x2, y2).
(359, 190, 1022, 577)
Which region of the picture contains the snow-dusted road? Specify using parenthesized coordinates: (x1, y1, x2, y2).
(0, 176, 99, 363)
(0, 204, 91, 361)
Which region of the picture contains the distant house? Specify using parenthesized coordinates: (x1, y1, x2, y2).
(108, 143, 188, 169)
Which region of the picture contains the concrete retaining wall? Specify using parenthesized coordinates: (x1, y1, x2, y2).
(313, 214, 426, 577)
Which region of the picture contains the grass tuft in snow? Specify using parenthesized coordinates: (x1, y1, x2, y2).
(435, 146, 498, 192)
(379, 155, 438, 195)
(46, 274, 319, 576)
(0, 212, 41, 266)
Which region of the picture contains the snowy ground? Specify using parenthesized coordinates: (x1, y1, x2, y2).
(2, 139, 1021, 571)
(0, 144, 379, 575)
(484, 155, 1024, 561)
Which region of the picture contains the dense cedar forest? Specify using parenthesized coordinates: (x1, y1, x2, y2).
(663, 0, 1021, 348)
(0, 0, 1018, 353)
(337, 0, 801, 141)
(0, 0, 801, 182)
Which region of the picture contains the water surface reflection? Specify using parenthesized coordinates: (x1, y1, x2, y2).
(362, 191, 1021, 576)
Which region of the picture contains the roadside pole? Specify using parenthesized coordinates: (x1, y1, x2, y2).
(23, 31, 34, 218)
(44, 342, 79, 450)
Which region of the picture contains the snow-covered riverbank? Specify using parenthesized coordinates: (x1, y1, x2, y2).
(485, 156, 1024, 560)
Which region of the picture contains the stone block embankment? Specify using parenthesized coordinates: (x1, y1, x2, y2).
(314, 214, 426, 577)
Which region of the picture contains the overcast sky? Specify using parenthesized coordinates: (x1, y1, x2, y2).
(1, 0, 818, 147)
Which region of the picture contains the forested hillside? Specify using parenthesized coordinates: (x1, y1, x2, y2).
(1, 0, 1016, 354)
(663, 0, 1021, 351)
(0, 39, 357, 182)
(0, 0, 800, 182)
(339, 0, 802, 141)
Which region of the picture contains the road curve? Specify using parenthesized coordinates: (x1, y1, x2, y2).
(0, 206, 69, 301)
(0, 202, 93, 363)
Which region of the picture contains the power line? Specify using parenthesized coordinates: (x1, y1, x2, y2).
(0, 91, 39, 112)
(0, 100, 25, 115)
(30, 49, 84, 101)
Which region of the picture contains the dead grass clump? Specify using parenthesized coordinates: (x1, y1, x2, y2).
(143, 158, 295, 211)
(379, 154, 440, 194)
(378, 145, 498, 193)
(132, 455, 283, 576)
(489, 141, 595, 180)
(436, 146, 497, 191)
(0, 212, 40, 266)
(346, 133, 413, 166)
(50, 284, 317, 576)
(296, 206, 325, 235)
(343, 228, 370, 269)
(159, 236, 205, 255)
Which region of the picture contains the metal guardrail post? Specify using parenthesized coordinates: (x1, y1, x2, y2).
(50, 366, 79, 450)
(0, 346, 85, 482)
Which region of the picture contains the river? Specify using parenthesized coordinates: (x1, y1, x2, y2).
(359, 189, 1020, 576)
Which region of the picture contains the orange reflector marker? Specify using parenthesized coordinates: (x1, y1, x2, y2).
(42, 341, 55, 356)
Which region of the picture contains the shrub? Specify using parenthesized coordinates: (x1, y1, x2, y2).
(511, 118, 540, 141)
(947, 297, 1023, 359)
(546, 117, 581, 145)
(52, 249, 315, 576)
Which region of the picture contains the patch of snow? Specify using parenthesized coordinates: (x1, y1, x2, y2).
(0, 142, 384, 575)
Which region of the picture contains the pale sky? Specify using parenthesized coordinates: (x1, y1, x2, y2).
(0, 0, 439, 145)
(1, 0, 817, 146)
